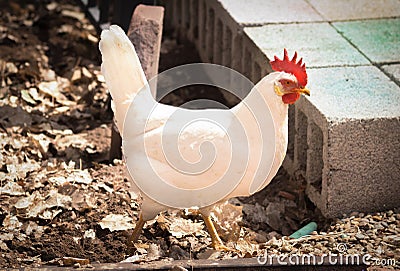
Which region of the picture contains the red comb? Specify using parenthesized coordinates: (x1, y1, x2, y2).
(270, 49, 308, 87)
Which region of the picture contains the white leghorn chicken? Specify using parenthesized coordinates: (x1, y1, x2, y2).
(99, 25, 310, 250)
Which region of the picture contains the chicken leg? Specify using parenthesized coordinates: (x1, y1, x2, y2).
(127, 214, 145, 247)
(201, 214, 236, 251)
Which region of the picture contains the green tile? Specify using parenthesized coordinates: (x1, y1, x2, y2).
(306, 66, 400, 120)
(334, 19, 400, 64)
(308, 0, 400, 21)
(244, 23, 369, 68)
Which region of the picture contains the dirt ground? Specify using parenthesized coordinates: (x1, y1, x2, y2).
(0, 0, 398, 269)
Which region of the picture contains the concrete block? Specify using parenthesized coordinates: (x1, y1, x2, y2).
(244, 23, 370, 68)
(218, 0, 324, 25)
(333, 19, 400, 64)
(307, 0, 400, 21)
(310, 118, 400, 217)
(301, 66, 400, 216)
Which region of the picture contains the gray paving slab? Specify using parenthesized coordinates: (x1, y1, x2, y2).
(307, 0, 400, 21)
(244, 23, 369, 68)
(218, 0, 323, 25)
(306, 66, 400, 120)
(333, 18, 400, 64)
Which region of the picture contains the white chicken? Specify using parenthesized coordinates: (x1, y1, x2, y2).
(99, 25, 310, 250)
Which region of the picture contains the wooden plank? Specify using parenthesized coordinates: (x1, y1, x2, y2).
(32, 257, 368, 270)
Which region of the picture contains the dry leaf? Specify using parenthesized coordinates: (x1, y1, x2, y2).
(0, 181, 25, 196)
(169, 217, 204, 238)
(0, 233, 13, 241)
(120, 255, 140, 263)
(62, 257, 89, 266)
(71, 190, 96, 211)
(14, 190, 71, 219)
(0, 241, 8, 250)
(21, 89, 37, 104)
(99, 214, 134, 232)
(2, 215, 22, 230)
(38, 81, 73, 106)
(83, 229, 96, 239)
(211, 201, 243, 242)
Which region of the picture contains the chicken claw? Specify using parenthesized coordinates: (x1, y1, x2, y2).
(201, 214, 237, 252)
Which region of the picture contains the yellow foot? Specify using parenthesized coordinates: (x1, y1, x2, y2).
(201, 214, 238, 252)
(127, 214, 145, 247)
(212, 242, 237, 252)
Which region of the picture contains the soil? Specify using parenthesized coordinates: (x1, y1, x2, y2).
(4, 1, 396, 269)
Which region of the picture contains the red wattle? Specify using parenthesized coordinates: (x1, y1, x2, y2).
(282, 93, 300, 104)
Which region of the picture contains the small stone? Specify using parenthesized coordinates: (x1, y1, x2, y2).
(351, 221, 359, 226)
(355, 233, 366, 240)
(385, 250, 394, 257)
(392, 237, 400, 246)
(313, 248, 322, 255)
(267, 231, 280, 240)
(281, 244, 292, 252)
(374, 223, 384, 230)
(255, 232, 268, 243)
(358, 221, 368, 227)
(349, 211, 359, 217)
(372, 215, 382, 221)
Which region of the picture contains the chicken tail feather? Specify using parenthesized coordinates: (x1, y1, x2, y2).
(99, 25, 150, 133)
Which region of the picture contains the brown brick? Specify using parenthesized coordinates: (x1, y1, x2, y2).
(127, 4, 164, 98)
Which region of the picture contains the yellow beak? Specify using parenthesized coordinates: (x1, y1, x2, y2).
(296, 87, 310, 96)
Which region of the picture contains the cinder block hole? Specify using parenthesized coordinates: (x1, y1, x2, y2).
(190, 0, 198, 39)
(232, 34, 243, 71)
(207, 8, 215, 62)
(252, 62, 261, 83)
(214, 19, 223, 64)
(222, 27, 232, 67)
(307, 121, 323, 194)
(243, 49, 252, 80)
(201, 1, 206, 50)
(175, 0, 182, 25)
(181, 0, 189, 29)
(287, 105, 295, 161)
(295, 109, 308, 171)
